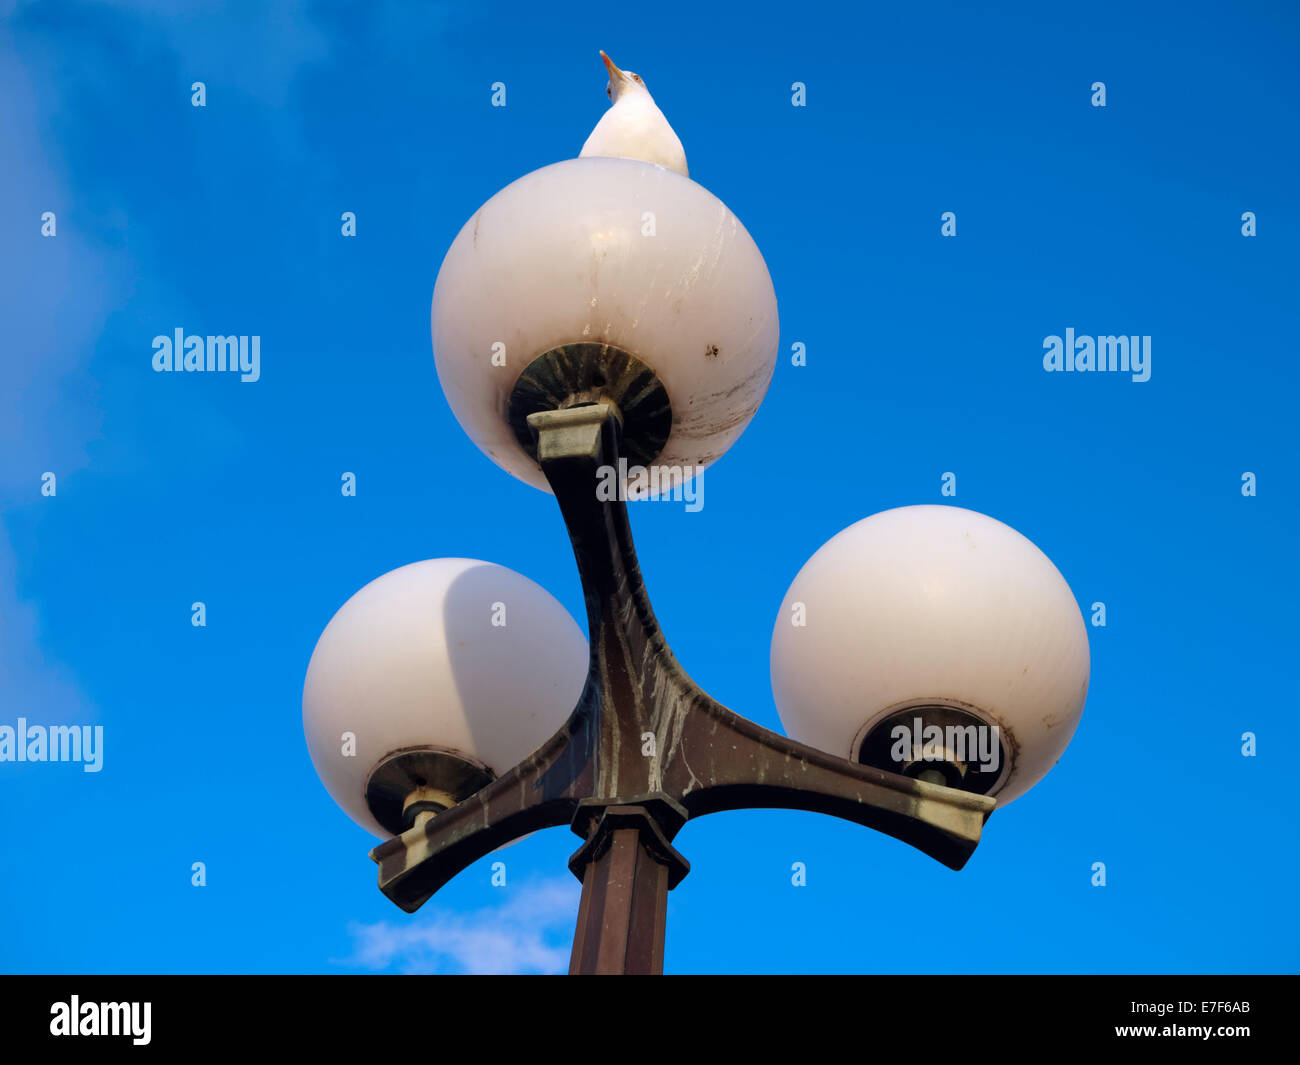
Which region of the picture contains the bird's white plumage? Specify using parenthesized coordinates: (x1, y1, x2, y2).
(579, 51, 688, 177)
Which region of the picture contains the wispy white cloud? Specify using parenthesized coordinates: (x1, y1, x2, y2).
(0, 13, 121, 727)
(346, 878, 580, 975)
(0, 0, 340, 721)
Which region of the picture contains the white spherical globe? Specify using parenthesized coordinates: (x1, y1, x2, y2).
(770, 506, 1089, 806)
(431, 157, 780, 491)
(303, 559, 588, 837)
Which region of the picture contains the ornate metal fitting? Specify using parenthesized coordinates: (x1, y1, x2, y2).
(365, 747, 496, 836)
(856, 705, 1012, 796)
(506, 342, 672, 468)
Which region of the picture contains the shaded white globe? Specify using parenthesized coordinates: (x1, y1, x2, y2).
(303, 558, 588, 837)
(770, 506, 1089, 806)
(431, 157, 780, 491)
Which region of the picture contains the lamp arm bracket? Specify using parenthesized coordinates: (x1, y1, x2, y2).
(371, 401, 993, 912)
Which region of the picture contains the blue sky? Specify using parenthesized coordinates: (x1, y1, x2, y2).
(1, 0, 1297, 974)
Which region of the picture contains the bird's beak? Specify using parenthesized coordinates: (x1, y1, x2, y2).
(600, 50, 626, 83)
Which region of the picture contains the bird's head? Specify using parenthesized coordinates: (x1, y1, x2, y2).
(600, 50, 649, 103)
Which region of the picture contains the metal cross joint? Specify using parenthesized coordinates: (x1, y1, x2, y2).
(368, 393, 995, 973)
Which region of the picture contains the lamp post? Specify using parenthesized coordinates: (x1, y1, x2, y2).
(303, 157, 1090, 975)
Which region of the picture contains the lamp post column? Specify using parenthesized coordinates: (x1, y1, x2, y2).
(525, 399, 692, 975)
(567, 804, 689, 974)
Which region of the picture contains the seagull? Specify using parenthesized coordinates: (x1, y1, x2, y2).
(579, 50, 689, 177)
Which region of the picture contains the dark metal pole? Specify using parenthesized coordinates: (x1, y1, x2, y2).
(567, 804, 687, 974)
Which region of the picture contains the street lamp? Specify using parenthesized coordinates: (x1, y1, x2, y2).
(303, 559, 587, 838)
(430, 158, 779, 492)
(303, 157, 1090, 974)
(771, 505, 1090, 804)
